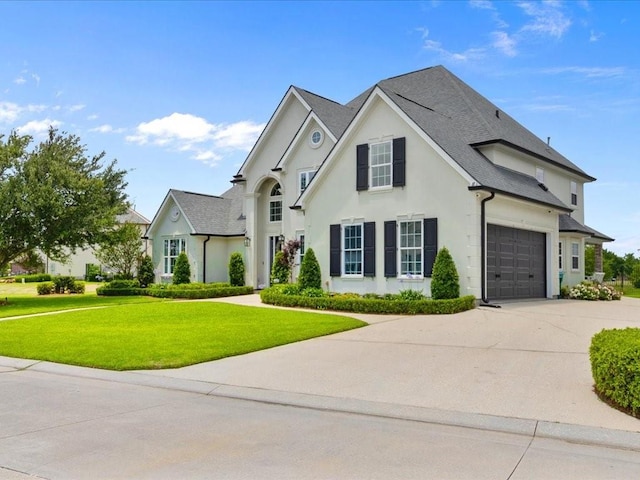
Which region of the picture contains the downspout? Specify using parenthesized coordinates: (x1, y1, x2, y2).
(480, 192, 500, 307)
(202, 235, 211, 283)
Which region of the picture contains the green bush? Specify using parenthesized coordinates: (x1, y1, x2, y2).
(260, 287, 475, 315)
(397, 288, 426, 301)
(85, 264, 102, 282)
(229, 252, 245, 287)
(270, 251, 289, 285)
(53, 276, 77, 294)
(69, 281, 85, 294)
(37, 282, 54, 295)
(106, 279, 141, 289)
(569, 282, 621, 301)
(430, 247, 460, 300)
(137, 255, 155, 287)
(298, 247, 321, 290)
(14, 273, 52, 283)
(172, 252, 191, 284)
(590, 328, 640, 417)
(96, 279, 144, 296)
(146, 284, 253, 299)
(634, 278, 640, 289)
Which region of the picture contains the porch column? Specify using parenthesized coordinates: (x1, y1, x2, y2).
(594, 244, 603, 272)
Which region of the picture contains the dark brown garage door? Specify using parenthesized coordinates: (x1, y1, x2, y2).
(487, 224, 546, 300)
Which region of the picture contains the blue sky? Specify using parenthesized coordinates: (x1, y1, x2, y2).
(1, 0, 638, 255)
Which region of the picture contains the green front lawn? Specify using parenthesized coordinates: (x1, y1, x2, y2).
(623, 285, 640, 299)
(0, 294, 164, 318)
(0, 302, 366, 370)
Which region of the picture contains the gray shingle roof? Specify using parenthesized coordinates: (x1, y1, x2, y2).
(293, 87, 355, 138)
(117, 209, 151, 225)
(170, 185, 245, 236)
(559, 214, 614, 241)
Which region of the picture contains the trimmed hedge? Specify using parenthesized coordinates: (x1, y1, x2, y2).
(13, 273, 52, 283)
(147, 284, 253, 299)
(590, 328, 640, 417)
(96, 287, 147, 296)
(260, 288, 476, 315)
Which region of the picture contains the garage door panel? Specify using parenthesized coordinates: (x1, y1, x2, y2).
(487, 224, 546, 300)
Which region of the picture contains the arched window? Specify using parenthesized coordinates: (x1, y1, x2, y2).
(269, 183, 282, 222)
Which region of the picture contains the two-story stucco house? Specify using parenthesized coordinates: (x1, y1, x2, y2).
(232, 65, 611, 301)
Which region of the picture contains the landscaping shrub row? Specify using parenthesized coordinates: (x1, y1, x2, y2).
(13, 273, 53, 283)
(590, 328, 640, 417)
(37, 276, 85, 295)
(260, 287, 476, 315)
(96, 280, 253, 299)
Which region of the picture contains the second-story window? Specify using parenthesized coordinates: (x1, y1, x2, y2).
(571, 181, 578, 206)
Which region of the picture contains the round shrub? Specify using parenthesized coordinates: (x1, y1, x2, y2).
(228, 252, 245, 286)
(430, 247, 460, 300)
(590, 328, 640, 417)
(172, 252, 191, 284)
(37, 282, 54, 295)
(270, 251, 289, 285)
(298, 247, 321, 290)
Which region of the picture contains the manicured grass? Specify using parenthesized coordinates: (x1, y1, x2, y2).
(0, 281, 100, 296)
(623, 286, 640, 299)
(0, 302, 366, 370)
(0, 294, 165, 318)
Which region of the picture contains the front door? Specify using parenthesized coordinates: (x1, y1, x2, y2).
(267, 235, 283, 286)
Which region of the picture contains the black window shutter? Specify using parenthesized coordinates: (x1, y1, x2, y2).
(424, 218, 438, 277)
(330, 224, 341, 277)
(384, 220, 397, 277)
(392, 137, 406, 187)
(364, 222, 376, 277)
(356, 144, 369, 191)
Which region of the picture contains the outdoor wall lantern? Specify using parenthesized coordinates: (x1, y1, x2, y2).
(244, 236, 251, 247)
(278, 234, 285, 243)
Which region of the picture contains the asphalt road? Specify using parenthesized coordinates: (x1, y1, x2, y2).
(2, 368, 640, 480)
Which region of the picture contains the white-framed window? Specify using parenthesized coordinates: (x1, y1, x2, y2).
(296, 232, 305, 265)
(370, 141, 392, 188)
(558, 241, 563, 270)
(535, 167, 545, 183)
(571, 242, 580, 271)
(298, 170, 317, 195)
(163, 238, 186, 274)
(570, 181, 578, 206)
(343, 224, 363, 276)
(309, 130, 324, 148)
(269, 183, 282, 222)
(399, 220, 423, 277)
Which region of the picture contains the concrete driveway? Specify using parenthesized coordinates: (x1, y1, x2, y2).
(138, 295, 640, 438)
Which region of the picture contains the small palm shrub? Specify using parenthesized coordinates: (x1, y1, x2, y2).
(430, 247, 460, 300)
(271, 251, 289, 284)
(172, 252, 191, 284)
(298, 247, 321, 290)
(137, 255, 155, 287)
(228, 252, 245, 286)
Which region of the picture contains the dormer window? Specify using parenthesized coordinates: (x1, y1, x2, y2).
(269, 183, 282, 222)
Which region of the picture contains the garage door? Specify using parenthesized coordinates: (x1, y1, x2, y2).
(487, 224, 546, 300)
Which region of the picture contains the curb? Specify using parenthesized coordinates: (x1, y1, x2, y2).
(5, 357, 640, 452)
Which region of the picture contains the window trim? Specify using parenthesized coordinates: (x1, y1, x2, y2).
(369, 140, 392, 189)
(571, 241, 580, 271)
(398, 219, 424, 278)
(269, 183, 283, 223)
(342, 223, 364, 277)
(298, 170, 317, 196)
(570, 181, 578, 206)
(163, 238, 186, 275)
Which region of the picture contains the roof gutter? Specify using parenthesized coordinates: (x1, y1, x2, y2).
(468, 185, 572, 213)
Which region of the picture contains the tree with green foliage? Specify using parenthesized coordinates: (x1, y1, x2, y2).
(95, 222, 143, 280)
(13, 250, 45, 274)
(0, 128, 128, 268)
(298, 247, 321, 290)
(228, 252, 245, 286)
(585, 245, 595, 277)
(430, 247, 460, 299)
(172, 252, 191, 284)
(137, 254, 155, 287)
(270, 250, 289, 284)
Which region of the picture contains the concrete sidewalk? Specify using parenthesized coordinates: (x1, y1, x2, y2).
(2, 294, 640, 450)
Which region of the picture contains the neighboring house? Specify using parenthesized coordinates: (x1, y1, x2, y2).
(144, 186, 245, 284)
(46, 209, 151, 279)
(231, 65, 612, 301)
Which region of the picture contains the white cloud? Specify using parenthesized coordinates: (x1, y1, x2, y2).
(87, 114, 99, 120)
(90, 124, 124, 134)
(469, 0, 495, 10)
(17, 118, 62, 135)
(0, 102, 22, 122)
(68, 104, 86, 112)
(423, 38, 485, 62)
(517, 1, 572, 38)
(491, 31, 517, 56)
(589, 29, 603, 42)
(32, 73, 41, 86)
(14, 76, 26, 85)
(126, 112, 265, 166)
(542, 66, 626, 78)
